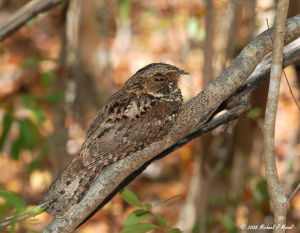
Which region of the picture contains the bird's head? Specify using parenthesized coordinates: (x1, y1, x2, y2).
(124, 63, 189, 97)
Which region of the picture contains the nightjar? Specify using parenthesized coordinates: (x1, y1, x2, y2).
(41, 63, 188, 217)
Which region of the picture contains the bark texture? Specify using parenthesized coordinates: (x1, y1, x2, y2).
(263, 1, 290, 232)
(0, 0, 67, 41)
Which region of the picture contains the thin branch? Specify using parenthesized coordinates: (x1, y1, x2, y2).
(283, 71, 300, 110)
(233, 19, 297, 101)
(214, 37, 300, 113)
(287, 183, 300, 202)
(42, 14, 300, 233)
(263, 1, 289, 233)
(0, 0, 67, 41)
(0, 203, 49, 229)
(168, 105, 249, 152)
(267, 19, 300, 111)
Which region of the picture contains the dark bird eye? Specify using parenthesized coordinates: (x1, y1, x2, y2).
(154, 76, 165, 82)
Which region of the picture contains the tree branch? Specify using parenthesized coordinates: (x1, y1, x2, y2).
(227, 37, 300, 104)
(288, 183, 300, 203)
(263, 1, 289, 232)
(42, 14, 300, 233)
(0, 0, 67, 41)
(1, 41, 299, 230)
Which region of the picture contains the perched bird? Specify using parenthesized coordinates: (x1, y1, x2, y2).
(41, 63, 188, 217)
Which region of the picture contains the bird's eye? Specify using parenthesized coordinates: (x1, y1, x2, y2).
(154, 76, 165, 82)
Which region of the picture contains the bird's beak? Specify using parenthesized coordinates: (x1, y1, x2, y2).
(179, 70, 190, 75)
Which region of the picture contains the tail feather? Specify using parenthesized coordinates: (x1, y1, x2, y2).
(41, 164, 103, 217)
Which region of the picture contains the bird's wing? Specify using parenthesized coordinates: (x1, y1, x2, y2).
(86, 90, 155, 138)
(41, 92, 158, 217)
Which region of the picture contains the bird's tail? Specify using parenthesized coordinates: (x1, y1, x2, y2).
(40, 160, 103, 217)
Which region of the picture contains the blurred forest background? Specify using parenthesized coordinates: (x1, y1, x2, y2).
(0, 0, 300, 232)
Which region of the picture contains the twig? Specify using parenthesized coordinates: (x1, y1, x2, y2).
(283, 72, 300, 110)
(0, 202, 49, 229)
(266, 19, 300, 111)
(224, 37, 300, 108)
(0, 0, 66, 41)
(287, 183, 300, 203)
(263, 1, 289, 233)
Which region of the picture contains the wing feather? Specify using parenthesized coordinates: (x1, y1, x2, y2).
(41, 91, 175, 217)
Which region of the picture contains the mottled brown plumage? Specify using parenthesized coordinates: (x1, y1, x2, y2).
(41, 63, 188, 217)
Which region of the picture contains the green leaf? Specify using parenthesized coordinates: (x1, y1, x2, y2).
(247, 107, 262, 119)
(18, 118, 40, 150)
(44, 92, 64, 103)
(25, 17, 37, 28)
(31, 106, 45, 123)
(23, 205, 45, 216)
(121, 223, 158, 233)
(186, 17, 198, 36)
(206, 214, 218, 228)
(58, 2, 66, 9)
(124, 210, 151, 226)
(144, 203, 152, 211)
(41, 71, 53, 87)
(0, 111, 13, 151)
(168, 228, 182, 233)
(0, 188, 26, 212)
(221, 216, 237, 233)
(10, 138, 22, 160)
(40, 142, 50, 156)
(27, 142, 49, 173)
(253, 178, 269, 210)
(21, 93, 37, 106)
(134, 209, 149, 216)
(154, 215, 167, 227)
(186, 17, 205, 41)
(119, 0, 131, 22)
(22, 56, 44, 68)
(28, 105, 46, 123)
(0, 201, 9, 219)
(27, 160, 40, 173)
(192, 220, 200, 233)
(157, 18, 170, 29)
(0, 188, 40, 233)
(120, 189, 142, 207)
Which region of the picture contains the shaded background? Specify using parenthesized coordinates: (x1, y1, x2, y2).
(0, 0, 299, 232)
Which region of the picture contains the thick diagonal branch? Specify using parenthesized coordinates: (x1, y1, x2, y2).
(43, 14, 300, 233)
